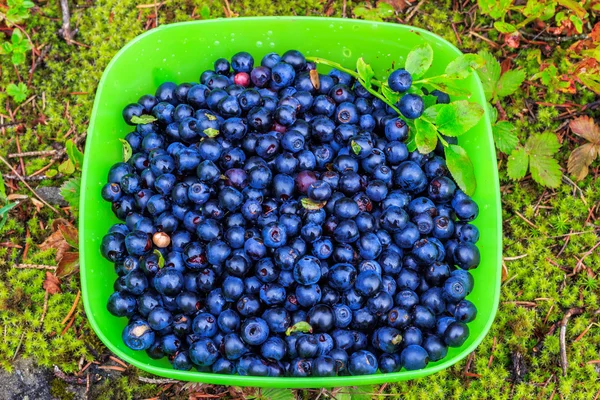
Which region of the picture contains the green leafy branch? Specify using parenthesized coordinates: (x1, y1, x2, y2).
(0, 29, 31, 65)
(308, 44, 486, 195)
(0, 0, 35, 26)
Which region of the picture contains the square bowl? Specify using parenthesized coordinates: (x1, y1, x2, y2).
(80, 16, 502, 388)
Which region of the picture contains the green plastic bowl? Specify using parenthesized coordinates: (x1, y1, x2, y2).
(80, 17, 501, 388)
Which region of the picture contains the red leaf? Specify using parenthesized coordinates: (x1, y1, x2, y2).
(505, 32, 521, 49)
(56, 252, 80, 278)
(58, 224, 79, 249)
(43, 272, 61, 294)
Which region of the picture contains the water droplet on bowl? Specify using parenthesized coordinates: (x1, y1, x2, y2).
(214, 40, 220, 46)
(256, 41, 263, 48)
(342, 48, 351, 58)
(269, 42, 275, 48)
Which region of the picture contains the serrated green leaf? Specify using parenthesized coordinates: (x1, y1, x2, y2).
(65, 139, 84, 168)
(488, 103, 498, 123)
(496, 69, 525, 99)
(579, 73, 600, 95)
(58, 159, 75, 175)
(6, 82, 28, 103)
(381, 83, 401, 104)
(435, 101, 484, 137)
(118, 138, 132, 162)
(492, 121, 519, 154)
(507, 147, 529, 179)
(301, 198, 327, 210)
(204, 128, 219, 138)
(350, 385, 376, 400)
(445, 145, 476, 196)
(130, 114, 157, 124)
(445, 54, 486, 80)
(286, 321, 313, 336)
(525, 133, 562, 187)
(11, 51, 26, 65)
(422, 104, 445, 123)
(60, 177, 81, 212)
(494, 21, 517, 33)
(476, 51, 501, 101)
(405, 43, 433, 79)
(356, 58, 374, 89)
(415, 118, 438, 154)
(261, 388, 294, 400)
(477, 0, 512, 19)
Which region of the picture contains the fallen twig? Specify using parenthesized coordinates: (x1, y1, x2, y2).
(560, 307, 584, 376)
(0, 155, 60, 213)
(59, 0, 73, 43)
(138, 376, 179, 384)
(14, 263, 57, 270)
(520, 31, 588, 42)
(406, 0, 425, 21)
(513, 210, 538, 229)
(61, 290, 81, 325)
(2, 173, 58, 182)
(8, 150, 57, 158)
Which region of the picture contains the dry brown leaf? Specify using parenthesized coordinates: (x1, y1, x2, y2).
(6, 194, 28, 201)
(39, 219, 74, 262)
(570, 115, 600, 144)
(568, 143, 598, 181)
(43, 272, 61, 294)
(56, 252, 80, 278)
(58, 224, 79, 249)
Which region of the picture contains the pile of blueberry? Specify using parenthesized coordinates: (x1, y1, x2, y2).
(100, 49, 480, 377)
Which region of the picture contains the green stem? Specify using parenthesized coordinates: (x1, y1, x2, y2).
(306, 56, 382, 87)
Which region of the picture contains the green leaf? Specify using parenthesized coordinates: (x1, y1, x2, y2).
(507, 147, 529, 180)
(11, 51, 25, 65)
(381, 83, 401, 104)
(65, 139, 84, 168)
(445, 145, 476, 196)
(424, 77, 472, 97)
(58, 159, 75, 175)
(58, 224, 79, 249)
(494, 21, 517, 33)
(60, 176, 81, 212)
(301, 198, 327, 210)
(130, 114, 157, 124)
(532, 64, 557, 86)
(200, 4, 211, 19)
(204, 128, 219, 138)
(351, 140, 362, 155)
(356, 58, 374, 89)
(353, 2, 394, 21)
(477, 0, 512, 19)
(496, 69, 525, 99)
(6, 82, 28, 103)
(414, 118, 438, 154)
(569, 15, 583, 34)
(476, 50, 501, 101)
(405, 43, 433, 79)
(422, 104, 445, 123)
(153, 249, 165, 268)
(488, 103, 498, 123)
(45, 169, 58, 178)
(445, 54, 486, 80)
(118, 138, 132, 162)
(525, 133, 562, 187)
(557, 0, 587, 18)
(286, 321, 313, 336)
(0, 202, 18, 230)
(349, 385, 376, 400)
(492, 121, 519, 154)
(422, 94, 438, 110)
(0, 170, 6, 201)
(11, 28, 23, 44)
(579, 73, 600, 95)
(260, 389, 294, 400)
(435, 101, 484, 137)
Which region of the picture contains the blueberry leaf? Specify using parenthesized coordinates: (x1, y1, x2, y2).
(494, 21, 517, 33)
(404, 43, 433, 79)
(118, 138, 132, 162)
(130, 114, 157, 124)
(204, 128, 219, 138)
(56, 252, 80, 278)
(444, 54, 486, 80)
(435, 101, 484, 137)
(301, 198, 327, 210)
(356, 58, 375, 89)
(507, 147, 529, 180)
(415, 118, 438, 154)
(380, 83, 401, 104)
(285, 321, 313, 336)
(424, 77, 472, 97)
(492, 121, 519, 154)
(351, 140, 362, 155)
(422, 104, 445, 123)
(445, 144, 476, 196)
(422, 94, 438, 110)
(153, 249, 165, 268)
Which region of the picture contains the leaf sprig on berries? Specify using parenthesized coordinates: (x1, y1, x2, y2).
(307, 43, 486, 196)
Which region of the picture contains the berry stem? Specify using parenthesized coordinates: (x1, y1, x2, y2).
(306, 56, 381, 87)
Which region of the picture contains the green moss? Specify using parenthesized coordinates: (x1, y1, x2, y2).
(50, 378, 76, 400)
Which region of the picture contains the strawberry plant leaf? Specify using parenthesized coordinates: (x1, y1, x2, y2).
(260, 389, 295, 400)
(492, 121, 519, 154)
(356, 58, 375, 89)
(496, 69, 525, 98)
(414, 118, 438, 154)
(118, 138, 132, 162)
(6, 82, 28, 103)
(445, 54, 486, 80)
(445, 145, 476, 196)
(130, 114, 157, 124)
(525, 133, 562, 187)
(569, 116, 600, 143)
(405, 43, 433, 79)
(435, 101, 484, 137)
(568, 143, 598, 181)
(476, 50, 501, 101)
(60, 176, 81, 212)
(507, 147, 529, 179)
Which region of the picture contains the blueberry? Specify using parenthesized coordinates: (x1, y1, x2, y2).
(307, 304, 335, 332)
(444, 321, 470, 347)
(388, 69, 412, 93)
(453, 242, 480, 269)
(401, 344, 429, 370)
(122, 320, 155, 350)
(348, 350, 378, 375)
(261, 336, 287, 361)
(189, 338, 219, 366)
(240, 317, 269, 346)
(454, 299, 477, 322)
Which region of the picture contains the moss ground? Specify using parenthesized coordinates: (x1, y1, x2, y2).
(0, 0, 599, 399)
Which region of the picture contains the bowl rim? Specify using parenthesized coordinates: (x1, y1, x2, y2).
(80, 16, 502, 387)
